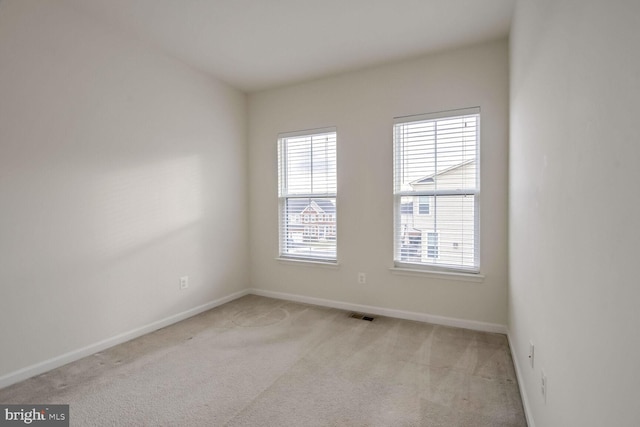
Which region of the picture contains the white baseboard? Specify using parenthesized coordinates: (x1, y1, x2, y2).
(507, 331, 535, 427)
(0, 289, 250, 389)
(249, 288, 508, 334)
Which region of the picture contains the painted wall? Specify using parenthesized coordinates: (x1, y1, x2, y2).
(0, 1, 248, 379)
(248, 40, 509, 326)
(509, 1, 640, 425)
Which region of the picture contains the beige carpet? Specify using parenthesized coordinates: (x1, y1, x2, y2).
(0, 295, 526, 426)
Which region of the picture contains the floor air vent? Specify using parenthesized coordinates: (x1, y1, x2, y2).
(349, 313, 375, 321)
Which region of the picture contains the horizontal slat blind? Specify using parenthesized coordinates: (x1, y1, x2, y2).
(393, 109, 480, 272)
(278, 129, 337, 261)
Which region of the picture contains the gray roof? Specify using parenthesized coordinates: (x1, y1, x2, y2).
(411, 159, 475, 185)
(287, 198, 336, 215)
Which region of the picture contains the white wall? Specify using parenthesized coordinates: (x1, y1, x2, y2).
(0, 1, 248, 380)
(509, 1, 640, 425)
(249, 40, 509, 327)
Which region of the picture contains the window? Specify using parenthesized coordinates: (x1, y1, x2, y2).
(278, 128, 337, 261)
(401, 201, 414, 215)
(393, 108, 480, 272)
(427, 232, 439, 259)
(418, 196, 431, 215)
(400, 231, 422, 262)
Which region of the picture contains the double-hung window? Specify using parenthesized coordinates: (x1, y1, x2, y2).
(278, 128, 337, 262)
(393, 108, 480, 272)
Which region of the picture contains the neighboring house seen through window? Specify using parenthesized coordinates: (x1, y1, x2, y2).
(393, 108, 480, 272)
(401, 202, 414, 215)
(418, 196, 431, 215)
(427, 232, 439, 259)
(278, 128, 337, 262)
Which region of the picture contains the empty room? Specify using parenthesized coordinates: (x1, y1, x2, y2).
(1, 0, 638, 426)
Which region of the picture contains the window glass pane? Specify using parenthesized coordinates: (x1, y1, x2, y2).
(281, 132, 336, 196)
(285, 137, 311, 194)
(283, 198, 336, 259)
(397, 194, 475, 269)
(395, 115, 477, 192)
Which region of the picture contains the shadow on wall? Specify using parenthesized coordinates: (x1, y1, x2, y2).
(93, 155, 204, 256)
(0, 154, 207, 288)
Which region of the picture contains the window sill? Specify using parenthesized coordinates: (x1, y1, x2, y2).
(276, 257, 340, 269)
(389, 267, 484, 283)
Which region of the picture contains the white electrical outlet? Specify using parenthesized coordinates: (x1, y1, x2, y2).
(541, 369, 547, 403)
(529, 341, 535, 368)
(179, 276, 189, 290)
(358, 272, 366, 284)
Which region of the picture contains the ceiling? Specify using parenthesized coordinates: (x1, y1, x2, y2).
(65, 0, 515, 92)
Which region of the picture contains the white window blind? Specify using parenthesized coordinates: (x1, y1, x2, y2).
(393, 108, 480, 272)
(278, 128, 337, 261)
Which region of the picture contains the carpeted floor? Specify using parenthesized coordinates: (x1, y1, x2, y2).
(0, 295, 526, 426)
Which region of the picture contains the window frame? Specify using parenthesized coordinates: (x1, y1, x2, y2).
(393, 107, 481, 274)
(277, 127, 337, 263)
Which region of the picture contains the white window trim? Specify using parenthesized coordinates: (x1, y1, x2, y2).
(389, 266, 485, 283)
(275, 257, 340, 268)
